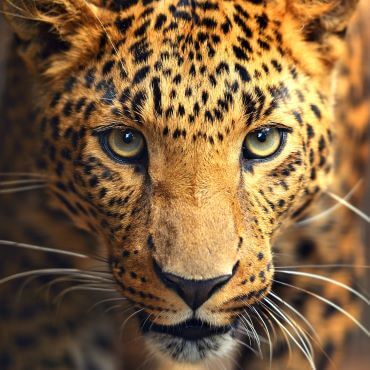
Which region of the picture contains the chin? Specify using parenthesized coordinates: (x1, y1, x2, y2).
(141, 317, 238, 363)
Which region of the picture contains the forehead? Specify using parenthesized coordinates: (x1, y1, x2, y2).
(79, 0, 299, 137)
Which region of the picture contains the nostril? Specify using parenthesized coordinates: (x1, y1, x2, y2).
(153, 259, 239, 310)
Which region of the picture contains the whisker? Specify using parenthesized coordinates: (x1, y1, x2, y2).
(264, 297, 314, 361)
(0, 171, 45, 178)
(297, 180, 362, 226)
(276, 264, 370, 269)
(261, 309, 292, 363)
(0, 184, 46, 194)
(251, 306, 273, 368)
(274, 279, 370, 336)
(268, 292, 337, 370)
(268, 291, 318, 340)
(54, 283, 116, 304)
(233, 338, 261, 358)
(0, 179, 46, 186)
(0, 240, 89, 259)
(104, 303, 126, 314)
(120, 308, 145, 339)
(43, 275, 113, 300)
(326, 190, 370, 223)
(262, 302, 316, 370)
(88, 297, 127, 313)
(276, 270, 369, 303)
(0, 268, 112, 286)
(244, 310, 262, 357)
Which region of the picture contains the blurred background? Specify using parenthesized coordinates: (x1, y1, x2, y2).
(0, 3, 368, 370)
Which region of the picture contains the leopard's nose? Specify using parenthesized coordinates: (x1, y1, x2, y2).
(154, 261, 233, 310)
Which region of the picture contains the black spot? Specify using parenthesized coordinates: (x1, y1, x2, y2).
(133, 66, 151, 84)
(84, 102, 96, 119)
(115, 15, 135, 34)
(151, 77, 162, 115)
(235, 63, 251, 82)
(155, 14, 167, 30)
(102, 60, 115, 75)
(271, 59, 282, 72)
(311, 104, 322, 119)
(306, 124, 315, 139)
(233, 45, 248, 61)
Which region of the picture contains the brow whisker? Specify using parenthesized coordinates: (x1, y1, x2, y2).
(326, 190, 370, 223)
(297, 180, 362, 226)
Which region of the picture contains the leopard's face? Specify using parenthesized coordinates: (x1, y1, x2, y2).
(4, 0, 352, 363)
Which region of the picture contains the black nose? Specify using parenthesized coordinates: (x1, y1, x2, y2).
(154, 261, 233, 310)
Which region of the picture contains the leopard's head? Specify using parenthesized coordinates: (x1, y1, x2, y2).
(3, 0, 359, 363)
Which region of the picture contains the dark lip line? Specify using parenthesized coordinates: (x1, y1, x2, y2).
(140, 316, 234, 341)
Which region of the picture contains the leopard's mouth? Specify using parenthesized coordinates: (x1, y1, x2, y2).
(141, 317, 233, 341)
(139, 314, 239, 362)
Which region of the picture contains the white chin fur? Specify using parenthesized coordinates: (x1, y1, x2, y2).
(145, 332, 236, 363)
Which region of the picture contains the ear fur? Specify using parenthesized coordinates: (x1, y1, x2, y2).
(287, 0, 359, 66)
(1, 0, 107, 75)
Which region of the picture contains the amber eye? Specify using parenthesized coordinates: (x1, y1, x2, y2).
(100, 128, 146, 162)
(243, 127, 286, 160)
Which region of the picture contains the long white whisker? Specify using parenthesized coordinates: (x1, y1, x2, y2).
(297, 180, 362, 226)
(274, 279, 370, 336)
(262, 302, 316, 370)
(244, 310, 262, 357)
(276, 264, 370, 269)
(120, 308, 145, 339)
(0, 184, 46, 194)
(269, 291, 318, 340)
(276, 270, 369, 303)
(0, 171, 46, 178)
(326, 190, 370, 223)
(264, 297, 314, 361)
(251, 306, 273, 368)
(0, 179, 46, 186)
(233, 338, 261, 358)
(88, 297, 127, 313)
(0, 240, 88, 259)
(54, 284, 116, 305)
(0, 268, 112, 286)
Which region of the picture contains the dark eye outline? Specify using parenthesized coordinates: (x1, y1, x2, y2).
(242, 127, 290, 163)
(97, 127, 148, 164)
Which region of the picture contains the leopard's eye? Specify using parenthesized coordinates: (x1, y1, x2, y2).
(243, 127, 285, 160)
(101, 128, 146, 162)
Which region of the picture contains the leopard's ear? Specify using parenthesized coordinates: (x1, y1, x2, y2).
(1, 0, 109, 76)
(287, 0, 359, 66)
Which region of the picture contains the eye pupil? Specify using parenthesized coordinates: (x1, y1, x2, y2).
(122, 130, 134, 144)
(256, 130, 269, 143)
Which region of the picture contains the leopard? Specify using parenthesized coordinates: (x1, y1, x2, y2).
(0, 0, 369, 369)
